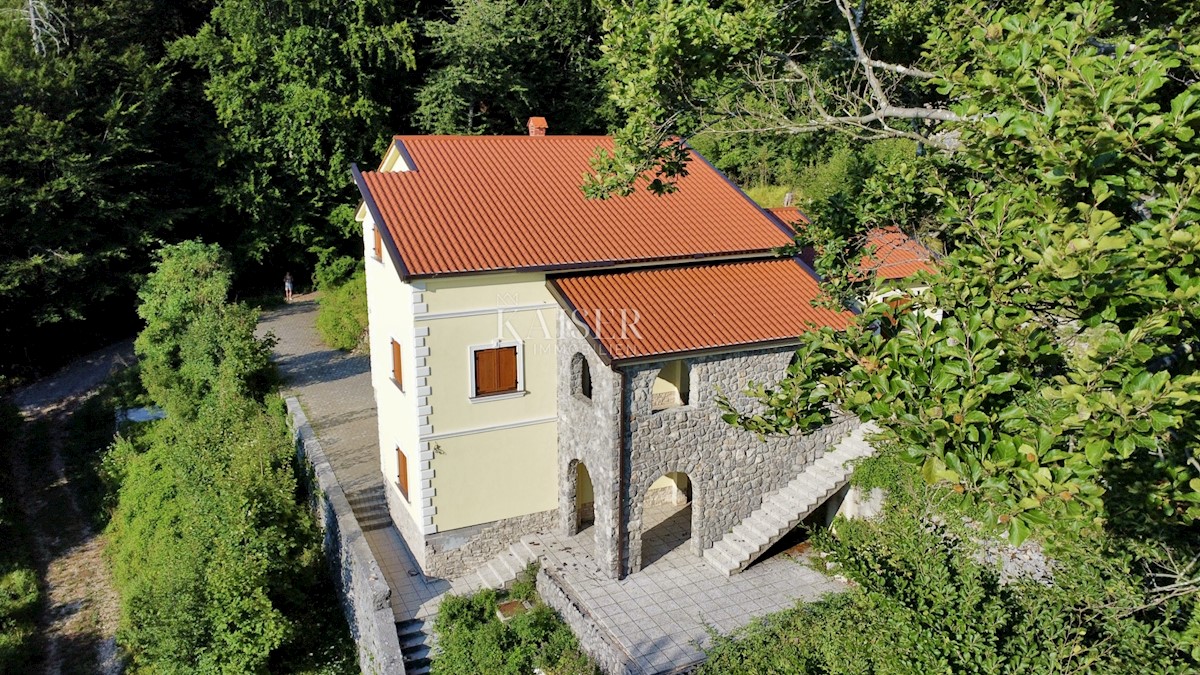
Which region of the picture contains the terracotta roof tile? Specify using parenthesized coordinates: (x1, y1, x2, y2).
(356, 136, 794, 277)
(549, 259, 854, 362)
(767, 207, 935, 280)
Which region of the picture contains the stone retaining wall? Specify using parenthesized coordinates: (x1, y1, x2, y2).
(286, 397, 405, 675)
(537, 566, 633, 675)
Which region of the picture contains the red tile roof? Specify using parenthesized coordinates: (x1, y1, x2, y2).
(355, 136, 794, 278)
(767, 207, 935, 280)
(549, 259, 854, 362)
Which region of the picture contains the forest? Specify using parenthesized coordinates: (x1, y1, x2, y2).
(2, 0, 1199, 671)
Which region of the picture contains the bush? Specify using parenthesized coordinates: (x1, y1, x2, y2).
(316, 267, 368, 352)
(698, 453, 1200, 674)
(432, 571, 596, 675)
(106, 241, 355, 673)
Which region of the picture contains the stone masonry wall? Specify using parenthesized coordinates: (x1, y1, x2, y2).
(286, 398, 405, 675)
(422, 509, 557, 578)
(621, 348, 858, 574)
(556, 327, 625, 579)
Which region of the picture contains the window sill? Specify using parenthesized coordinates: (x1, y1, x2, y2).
(469, 390, 527, 404)
(390, 376, 404, 393)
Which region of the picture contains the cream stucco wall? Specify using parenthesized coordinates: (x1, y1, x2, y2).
(427, 423, 558, 530)
(414, 274, 562, 531)
(361, 213, 423, 532)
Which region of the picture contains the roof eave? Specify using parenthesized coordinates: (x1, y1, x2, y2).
(351, 163, 412, 281)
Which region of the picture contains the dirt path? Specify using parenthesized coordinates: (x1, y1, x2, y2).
(5, 341, 133, 674)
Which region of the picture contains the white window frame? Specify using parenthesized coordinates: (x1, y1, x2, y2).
(467, 339, 526, 402)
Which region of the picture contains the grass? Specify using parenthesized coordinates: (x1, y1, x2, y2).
(0, 403, 41, 673)
(742, 185, 796, 208)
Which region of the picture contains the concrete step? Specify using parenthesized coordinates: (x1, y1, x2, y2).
(703, 424, 879, 576)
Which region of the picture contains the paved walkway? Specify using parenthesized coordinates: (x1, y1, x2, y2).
(535, 502, 844, 674)
(259, 295, 380, 495)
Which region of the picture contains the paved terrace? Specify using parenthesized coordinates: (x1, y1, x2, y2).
(261, 295, 846, 674)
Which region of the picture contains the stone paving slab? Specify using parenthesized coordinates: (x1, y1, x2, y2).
(530, 503, 846, 674)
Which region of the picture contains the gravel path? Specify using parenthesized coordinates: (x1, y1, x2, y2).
(258, 294, 382, 495)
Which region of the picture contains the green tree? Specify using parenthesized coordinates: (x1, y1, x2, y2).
(0, 0, 218, 381)
(134, 241, 275, 420)
(414, 0, 609, 135)
(175, 0, 415, 261)
(708, 1, 1200, 542)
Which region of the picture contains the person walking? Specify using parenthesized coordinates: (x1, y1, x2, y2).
(284, 272, 294, 303)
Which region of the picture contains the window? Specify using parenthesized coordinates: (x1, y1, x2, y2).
(391, 338, 403, 389)
(396, 447, 409, 500)
(373, 226, 383, 260)
(571, 352, 592, 400)
(471, 344, 520, 398)
(652, 360, 690, 412)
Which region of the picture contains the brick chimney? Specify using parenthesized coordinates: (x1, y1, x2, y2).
(527, 116, 548, 136)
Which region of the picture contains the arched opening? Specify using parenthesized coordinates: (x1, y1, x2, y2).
(570, 352, 592, 400)
(575, 462, 595, 530)
(651, 360, 689, 412)
(640, 472, 693, 568)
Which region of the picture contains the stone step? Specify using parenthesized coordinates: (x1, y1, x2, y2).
(703, 424, 880, 576)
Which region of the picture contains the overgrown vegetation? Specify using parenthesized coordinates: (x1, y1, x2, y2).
(0, 403, 39, 672)
(700, 451, 1200, 673)
(316, 267, 369, 352)
(432, 565, 596, 675)
(105, 242, 355, 673)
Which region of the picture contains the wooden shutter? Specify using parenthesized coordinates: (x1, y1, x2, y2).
(473, 346, 519, 397)
(391, 339, 403, 387)
(373, 226, 383, 259)
(397, 447, 409, 500)
(496, 346, 518, 392)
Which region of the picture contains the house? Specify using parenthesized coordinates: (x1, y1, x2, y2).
(351, 119, 870, 582)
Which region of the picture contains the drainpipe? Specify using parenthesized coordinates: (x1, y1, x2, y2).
(616, 368, 628, 579)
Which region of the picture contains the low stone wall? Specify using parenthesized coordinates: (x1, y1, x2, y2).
(425, 509, 557, 578)
(286, 397, 405, 675)
(537, 566, 633, 675)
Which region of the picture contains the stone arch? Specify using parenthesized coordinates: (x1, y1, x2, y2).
(570, 352, 592, 400)
(628, 469, 700, 573)
(651, 360, 689, 411)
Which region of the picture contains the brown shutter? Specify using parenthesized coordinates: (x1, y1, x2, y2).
(474, 346, 519, 396)
(374, 227, 383, 259)
(397, 447, 409, 500)
(497, 346, 518, 392)
(391, 339, 403, 387)
(474, 348, 498, 396)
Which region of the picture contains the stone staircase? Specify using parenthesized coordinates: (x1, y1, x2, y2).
(396, 618, 433, 675)
(704, 423, 879, 576)
(345, 486, 392, 532)
(449, 538, 541, 595)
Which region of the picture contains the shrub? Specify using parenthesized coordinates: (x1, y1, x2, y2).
(432, 579, 596, 675)
(316, 267, 368, 352)
(698, 461, 1200, 674)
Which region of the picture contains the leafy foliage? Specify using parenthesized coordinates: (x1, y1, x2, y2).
(708, 1, 1200, 542)
(316, 267, 368, 352)
(432, 577, 596, 675)
(175, 0, 416, 259)
(134, 241, 276, 421)
(0, 403, 39, 672)
(110, 241, 353, 672)
(698, 454, 1199, 673)
(414, 0, 609, 135)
